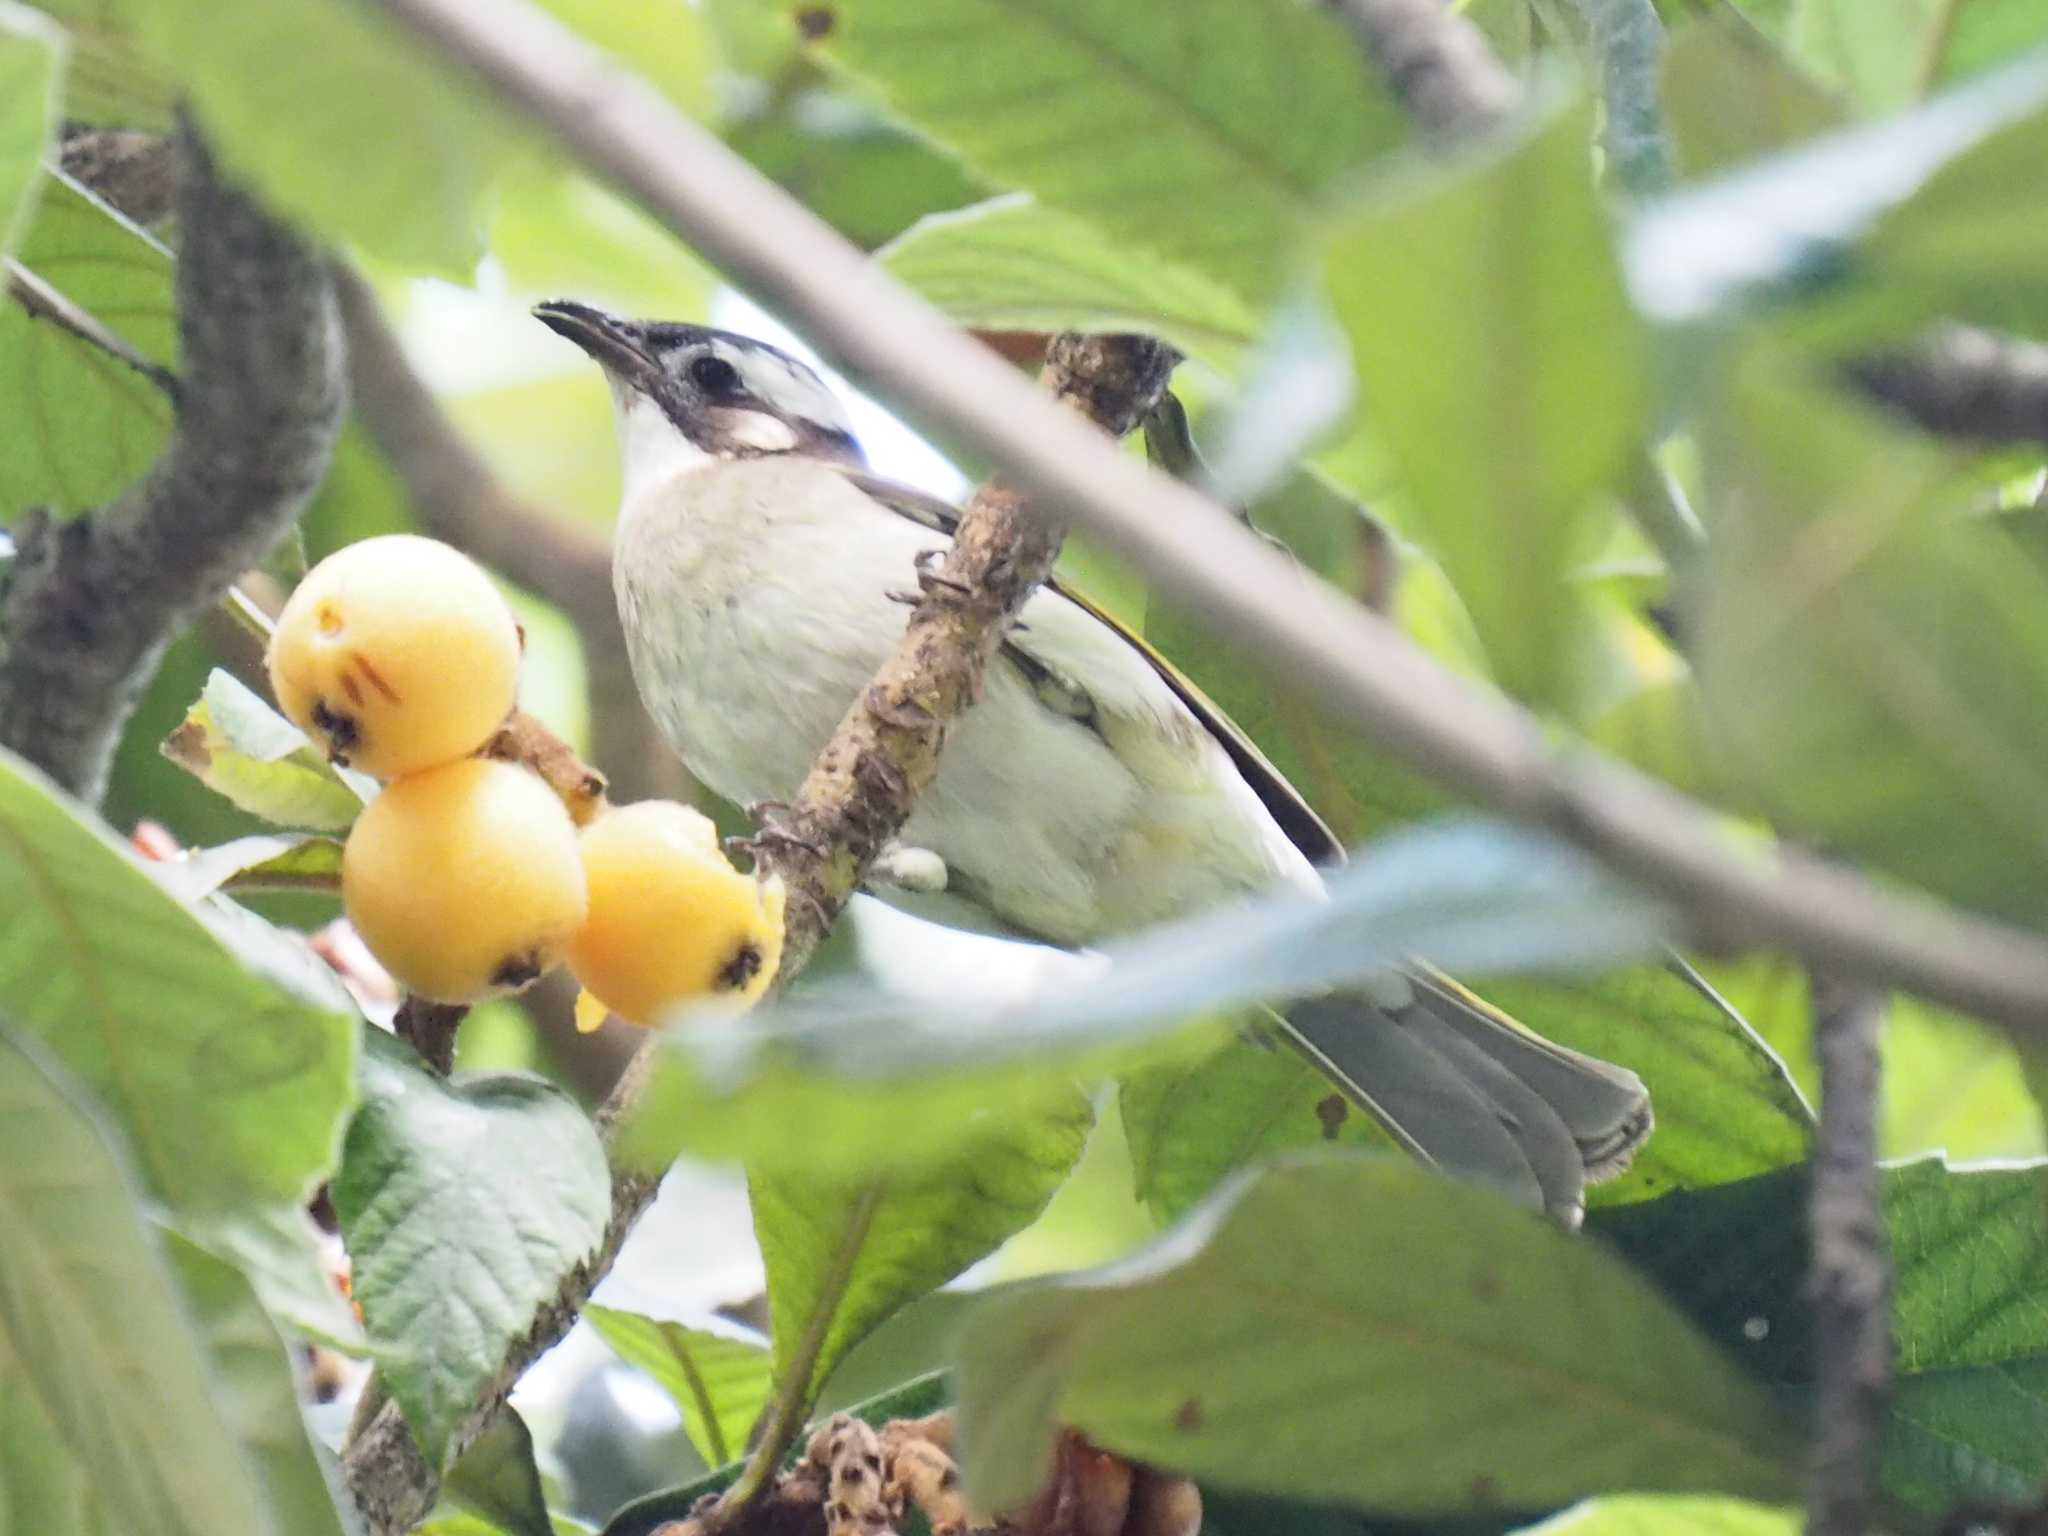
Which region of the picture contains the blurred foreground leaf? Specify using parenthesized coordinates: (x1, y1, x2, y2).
(162, 1232, 352, 1536)
(1625, 47, 2048, 338)
(0, 746, 357, 1333)
(0, 1026, 273, 1535)
(1322, 95, 1646, 705)
(0, 2, 60, 255)
(1694, 346, 2048, 925)
(617, 820, 1670, 1178)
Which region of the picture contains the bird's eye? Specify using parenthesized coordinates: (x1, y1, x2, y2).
(689, 354, 742, 395)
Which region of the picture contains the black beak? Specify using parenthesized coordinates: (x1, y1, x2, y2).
(533, 299, 660, 389)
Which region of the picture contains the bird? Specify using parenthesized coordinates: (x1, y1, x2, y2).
(534, 299, 1652, 1224)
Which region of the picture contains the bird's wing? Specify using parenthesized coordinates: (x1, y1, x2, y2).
(839, 468, 1345, 868)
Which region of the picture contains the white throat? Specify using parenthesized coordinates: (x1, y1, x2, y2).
(614, 386, 716, 509)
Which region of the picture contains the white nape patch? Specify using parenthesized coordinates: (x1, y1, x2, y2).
(710, 291, 968, 499)
(613, 384, 715, 509)
(726, 345, 852, 438)
(724, 411, 800, 453)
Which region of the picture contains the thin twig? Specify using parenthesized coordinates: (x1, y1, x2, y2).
(0, 121, 342, 801)
(363, 0, 2048, 1035)
(1806, 973, 1892, 1536)
(1318, 0, 1520, 139)
(4, 256, 181, 399)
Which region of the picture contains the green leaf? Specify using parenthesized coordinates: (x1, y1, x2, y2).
(162, 668, 371, 831)
(1591, 1156, 2048, 1510)
(489, 161, 716, 320)
(1934, 2, 2048, 88)
(0, 1025, 271, 1535)
(124, 0, 498, 271)
(113, 0, 712, 272)
(178, 1199, 363, 1349)
(150, 832, 345, 903)
(1884, 1357, 2048, 1509)
(444, 1407, 555, 1536)
(618, 820, 1670, 1178)
(955, 1152, 1798, 1515)
(0, 744, 357, 1212)
(1693, 344, 2048, 926)
(1880, 998, 2042, 1160)
(0, 1366, 100, 1533)
(1122, 1030, 1408, 1224)
(1854, 59, 2048, 339)
(333, 1033, 610, 1468)
(1782, 0, 1942, 110)
(1659, 12, 1845, 178)
(23, 0, 173, 128)
(1322, 94, 1647, 705)
(752, 1098, 1090, 1405)
(1528, 1497, 1798, 1536)
(0, 172, 174, 516)
(162, 1231, 353, 1536)
(727, 91, 987, 251)
(583, 1308, 772, 1468)
(802, 0, 1407, 304)
(0, 2, 62, 257)
(878, 195, 1259, 365)
(1480, 962, 1813, 1208)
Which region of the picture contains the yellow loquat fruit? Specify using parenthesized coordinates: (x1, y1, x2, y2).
(268, 534, 521, 780)
(565, 800, 786, 1026)
(343, 758, 587, 1004)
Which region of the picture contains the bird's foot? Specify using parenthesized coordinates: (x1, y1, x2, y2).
(727, 800, 825, 861)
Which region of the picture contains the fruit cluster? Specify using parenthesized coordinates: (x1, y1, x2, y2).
(268, 534, 784, 1019)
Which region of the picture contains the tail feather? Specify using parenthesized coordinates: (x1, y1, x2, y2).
(1280, 975, 1653, 1226)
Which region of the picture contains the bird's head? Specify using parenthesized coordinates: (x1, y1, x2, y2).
(534, 300, 865, 498)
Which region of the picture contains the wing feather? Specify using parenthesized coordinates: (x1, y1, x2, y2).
(839, 468, 1344, 867)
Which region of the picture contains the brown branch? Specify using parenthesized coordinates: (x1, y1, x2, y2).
(1806, 972, 1892, 1536)
(758, 332, 1178, 977)
(1847, 325, 2048, 447)
(0, 122, 343, 801)
(1318, 0, 1518, 141)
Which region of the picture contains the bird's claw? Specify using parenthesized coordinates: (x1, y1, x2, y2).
(728, 800, 825, 860)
